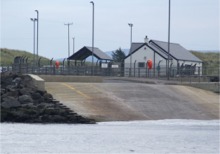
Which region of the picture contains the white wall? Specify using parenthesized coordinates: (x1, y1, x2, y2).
(124, 44, 167, 77)
(124, 44, 203, 77)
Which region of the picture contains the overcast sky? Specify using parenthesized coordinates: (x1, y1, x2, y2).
(1, 0, 219, 59)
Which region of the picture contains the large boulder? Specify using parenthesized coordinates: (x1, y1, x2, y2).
(31, 92, 42, 100)
(12, 77, 22, 87)
(32, 92, 45, 104)
(18, 95, 33, 104)
(1, 96, 21, 108)
(19, 88, 32, 95)
(6, 85, 16, 92)
(44, 93, 53, 101)
(1, 88, 6, 95)
(2, 90, 19, 98)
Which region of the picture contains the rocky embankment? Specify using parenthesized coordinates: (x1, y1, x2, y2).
(0, 72, 95, 124)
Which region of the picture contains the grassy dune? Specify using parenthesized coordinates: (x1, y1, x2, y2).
(0, 48, 50, 66)
(191, 51, 220, 68)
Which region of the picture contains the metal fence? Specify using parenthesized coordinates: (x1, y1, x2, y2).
(8, 63, 123, 77)
(124, 65, 219, 82)
(1, 62, 219, 83)
(124, 66, 201, 77)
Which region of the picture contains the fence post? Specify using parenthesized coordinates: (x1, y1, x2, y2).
(190, 68, 192, 84)
(26, 64, 28, 73)
(134, 64, 136, 77)
(129, 68, 131, 77)
(180, 70, 182, 84)
(53, 65, 55, 75)
(138, 68, 140, 78)
(148, 69, 150, 78)
(145, 68, 147, 78)
(158, 68, 160, 78)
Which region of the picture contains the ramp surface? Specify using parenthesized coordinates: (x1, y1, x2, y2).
(45, 82, 219, 121)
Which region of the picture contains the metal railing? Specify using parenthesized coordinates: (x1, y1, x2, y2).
(1, 63, 219, 83)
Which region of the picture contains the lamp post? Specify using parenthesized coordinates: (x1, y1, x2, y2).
(64, 23, 73, 57)
(72, 37, 75, 54)
(167, 0, 171, 80)
(30, 18, 37, 67)
(35, 10, 39, 63)
(90, 1, 94, 76)
(128, 23, 133, 76)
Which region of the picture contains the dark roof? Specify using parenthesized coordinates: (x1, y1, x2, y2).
(68, 46, 112, 61)
(150, 40, 202, 62)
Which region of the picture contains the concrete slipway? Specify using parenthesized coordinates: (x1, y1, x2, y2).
(45, 80, 219, 121)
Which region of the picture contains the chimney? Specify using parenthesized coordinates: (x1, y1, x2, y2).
(144, 36, 149, 43)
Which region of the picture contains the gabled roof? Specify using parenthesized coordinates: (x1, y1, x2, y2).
(125, 39, 202, 63)
(68, 46, 112, 61)
(129, 43, 143, 54)
(126, 42, 169, 60)
(150, 40, 202, 62)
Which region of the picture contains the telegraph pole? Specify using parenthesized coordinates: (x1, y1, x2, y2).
(30, 18, 37, 66)
(167, 0, 171, 80)
(35, 10, 39, 62)
(128, 23, 133, 76)
(64, 23, 73, 57)
(72, 37, 75, 54)
(90, 1, 95, 76)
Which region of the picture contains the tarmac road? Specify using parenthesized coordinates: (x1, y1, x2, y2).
(45, 81, 219, 121)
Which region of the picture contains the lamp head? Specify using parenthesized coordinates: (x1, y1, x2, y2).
(128, 23, 133, 27)
(30, 18, 37, 21)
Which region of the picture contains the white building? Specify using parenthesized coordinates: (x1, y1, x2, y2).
(124, 36, 202, 77)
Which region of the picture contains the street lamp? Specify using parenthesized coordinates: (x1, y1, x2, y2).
(72, 37, 75, 54)
(30, 18, 37, 67)
(167, 0, 171, 80)
(90, 1, 94, 76)
(35, 10, 39, 63)
(128, 23, 133, 76)
(64, 23, 73, 57)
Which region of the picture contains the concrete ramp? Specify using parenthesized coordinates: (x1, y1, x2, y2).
(45, 82, 219, 121)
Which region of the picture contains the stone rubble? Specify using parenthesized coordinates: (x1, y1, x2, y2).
(0, 72, 95, 124)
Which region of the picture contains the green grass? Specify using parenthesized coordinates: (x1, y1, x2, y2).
(191, 51, 220, 75)
(0, 48, 51, 66)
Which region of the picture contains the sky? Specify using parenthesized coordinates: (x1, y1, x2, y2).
(1, 0, 219, 59)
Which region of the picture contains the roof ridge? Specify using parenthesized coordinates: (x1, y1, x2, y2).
(85, 46, 99, 49)
(132, 42, 144, 44)
(151, 39, 180, 45)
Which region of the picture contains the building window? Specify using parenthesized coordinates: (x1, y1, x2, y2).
(138, 62, 145, 68)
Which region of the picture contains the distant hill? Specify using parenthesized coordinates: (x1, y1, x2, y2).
(0, 48, 50, 66)
(191, 51, 219, 75)
(191, 51, 219, 68)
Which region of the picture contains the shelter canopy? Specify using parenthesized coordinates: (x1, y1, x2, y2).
(67, 46, 112, 61)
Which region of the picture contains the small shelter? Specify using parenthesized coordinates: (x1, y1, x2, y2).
(67, 46, 112, 66)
